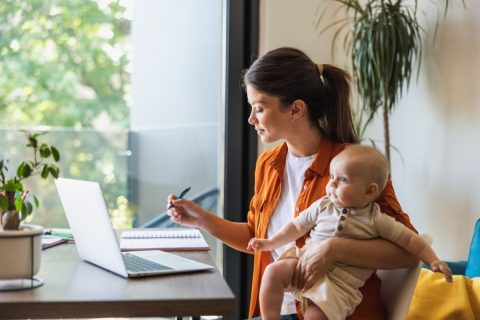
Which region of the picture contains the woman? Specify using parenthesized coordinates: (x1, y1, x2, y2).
(167, 47, 417, 319)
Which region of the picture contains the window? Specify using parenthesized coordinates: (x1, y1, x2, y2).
(2, 1, 260, 317)
(0, 0, 225, 267)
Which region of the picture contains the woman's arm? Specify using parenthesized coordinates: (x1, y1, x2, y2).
(201, 211, 253, 253)
(333, 237, 418, 268)
(168, 197, 254, 253)
(292, 237, 418, 290)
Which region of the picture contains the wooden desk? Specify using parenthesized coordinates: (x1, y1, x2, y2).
(0, 243, 235, 319)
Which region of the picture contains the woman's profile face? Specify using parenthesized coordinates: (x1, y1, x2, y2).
(246, 85, 292, 144)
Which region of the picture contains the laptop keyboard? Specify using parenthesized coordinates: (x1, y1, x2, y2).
(122, 253, 173, 273)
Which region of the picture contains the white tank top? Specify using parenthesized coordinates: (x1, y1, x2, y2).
(267, 151, 316, 314)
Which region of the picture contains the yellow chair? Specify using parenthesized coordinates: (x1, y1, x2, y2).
(407, 269, 480, 320)
(407, 220, 480, 319)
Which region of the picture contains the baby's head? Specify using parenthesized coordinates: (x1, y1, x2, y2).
(326, 145, 389, 208)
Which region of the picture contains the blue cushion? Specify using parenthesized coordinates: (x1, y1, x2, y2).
(424, 261, 467, 275)
(445, 261, 467, 275)
(465, 219, 480, 278)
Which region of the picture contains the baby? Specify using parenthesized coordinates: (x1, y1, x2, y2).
(248, 145, 452, 320)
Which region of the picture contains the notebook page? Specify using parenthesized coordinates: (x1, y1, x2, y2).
(120, 228, 210, 251)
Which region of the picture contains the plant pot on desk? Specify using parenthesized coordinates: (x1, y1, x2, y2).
(0, 224, 44, 290)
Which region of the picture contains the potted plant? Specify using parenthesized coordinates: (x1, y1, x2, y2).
(316, 0, 463, 165)
(0, 130, 60, 283)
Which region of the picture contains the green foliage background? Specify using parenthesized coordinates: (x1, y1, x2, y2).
(0, 0, 130, 128)
(0, 0, 133, 228)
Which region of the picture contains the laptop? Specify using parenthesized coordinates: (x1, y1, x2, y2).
(55, 177, 214, 278)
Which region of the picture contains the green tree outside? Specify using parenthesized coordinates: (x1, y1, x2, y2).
(0, 0, 130, 128)
(0, 0, 133, 228)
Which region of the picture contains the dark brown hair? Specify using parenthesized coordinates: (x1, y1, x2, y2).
(243, 47, 357, 143)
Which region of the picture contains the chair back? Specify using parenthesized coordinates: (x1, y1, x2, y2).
(377, 234, 433, 320)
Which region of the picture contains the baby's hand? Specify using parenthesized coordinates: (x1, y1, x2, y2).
(247, 238, 272, 251)
(430, 259, 453, 282)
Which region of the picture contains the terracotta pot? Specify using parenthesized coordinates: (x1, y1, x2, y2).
(0, 224, 43, 279)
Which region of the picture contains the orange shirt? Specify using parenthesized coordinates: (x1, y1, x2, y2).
(246, 136, 416, 319)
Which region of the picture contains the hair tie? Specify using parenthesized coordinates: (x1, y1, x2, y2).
(316, 63, 326, 85)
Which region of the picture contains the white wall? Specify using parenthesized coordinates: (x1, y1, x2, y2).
(259, 0, 480, 260)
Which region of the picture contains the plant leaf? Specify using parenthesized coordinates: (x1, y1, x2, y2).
(48, 165, 59, 179)
(21, 201, 33, 220)
(0, 196, 8, 211)
(34, 196, 40, 208)
(15, 196, 23, 212)
(39, 144, 51, 158)
(27, 136, 38, 148)
(2, 180, 23, 192)
(16, 162, 25, 178)
(41, 164, 49, 179)
(17, 161, 32, 178)
(51, 146, 60, 161)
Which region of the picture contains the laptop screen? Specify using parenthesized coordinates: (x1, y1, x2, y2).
(55, 178, 128, 277)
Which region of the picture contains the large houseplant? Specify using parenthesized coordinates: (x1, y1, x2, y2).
(318, 0, 462, 165)
(0, 130, 60, 283)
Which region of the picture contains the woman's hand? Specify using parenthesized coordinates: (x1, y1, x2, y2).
(167, 195, 208, 228)
(292, 238, 337, 291)
(167, 195, 254, 253)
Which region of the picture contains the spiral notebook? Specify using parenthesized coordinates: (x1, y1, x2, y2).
(120, 228, 210, 251)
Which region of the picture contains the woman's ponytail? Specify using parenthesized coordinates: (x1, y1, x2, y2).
(319, 64, 357, 143)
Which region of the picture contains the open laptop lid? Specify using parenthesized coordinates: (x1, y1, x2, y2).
(55, 178, 129, 277)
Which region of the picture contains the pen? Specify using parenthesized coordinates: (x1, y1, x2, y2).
(168, 186, 191, 209)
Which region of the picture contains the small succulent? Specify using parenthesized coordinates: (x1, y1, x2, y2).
(0, 131, 60, 230)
